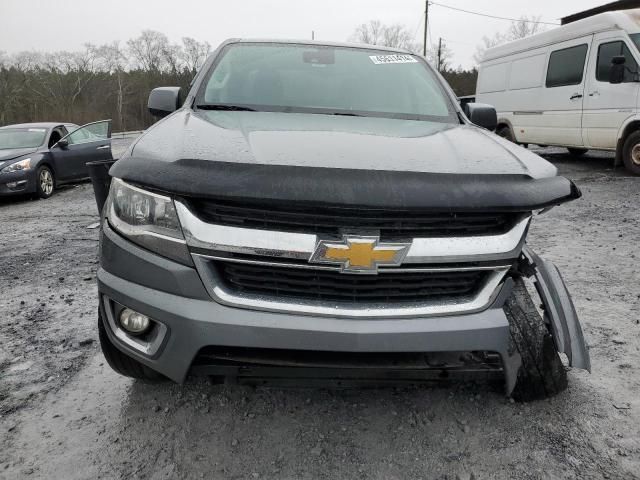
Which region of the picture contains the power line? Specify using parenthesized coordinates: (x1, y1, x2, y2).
(412, 11, 424, 43)
(429, 1, 560, 26)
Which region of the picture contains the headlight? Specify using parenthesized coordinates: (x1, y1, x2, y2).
(2, 158, 31, 173)
(106, 178, 192, 265)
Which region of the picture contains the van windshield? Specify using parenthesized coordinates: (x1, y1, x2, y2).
(629, 33, 640, 54)
(196, 43, 457, 123)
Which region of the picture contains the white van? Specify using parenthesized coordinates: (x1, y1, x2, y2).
(476, 9, 640, 174)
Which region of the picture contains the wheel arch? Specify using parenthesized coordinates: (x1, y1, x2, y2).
(615, 117, 640, 166)
(496, 118, 517, 141)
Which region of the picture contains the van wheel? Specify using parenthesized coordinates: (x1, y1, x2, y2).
(98, 309, 165, 381)
(497, 126, 515, 143)
(567, 148, 588, 156)
(622, 130, 640, 175)
(505, 278, 568, 402)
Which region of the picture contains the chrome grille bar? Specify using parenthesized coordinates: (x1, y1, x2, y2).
(176, 201, 530, 264)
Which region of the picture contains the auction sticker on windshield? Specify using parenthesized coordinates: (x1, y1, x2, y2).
(369, 55, 418, 64)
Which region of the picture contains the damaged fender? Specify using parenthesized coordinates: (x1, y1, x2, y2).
(524, 247, 591, 372)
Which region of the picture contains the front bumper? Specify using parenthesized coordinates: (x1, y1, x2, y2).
(0, 170, 34, 196)
(98, 222, 521, 389)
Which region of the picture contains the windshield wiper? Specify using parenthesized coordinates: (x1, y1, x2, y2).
(195, 104, 257, 111)
(327, 112, 365, 117)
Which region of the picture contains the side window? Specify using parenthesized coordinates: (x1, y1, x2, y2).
(596, 41, 638, 82)
(66, 121, 110, 145)
(546, 44, 588, 88)
(48, 129, 62, 148)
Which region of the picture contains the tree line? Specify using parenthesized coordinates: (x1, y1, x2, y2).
(0, 31, 210, 131)
(0, 20, 541, 130)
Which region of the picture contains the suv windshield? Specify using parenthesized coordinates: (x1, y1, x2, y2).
(197, 43, 456, 122)
(0, 128, 47, 150)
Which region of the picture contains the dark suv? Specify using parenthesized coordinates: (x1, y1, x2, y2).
(97, 40, 590, 400)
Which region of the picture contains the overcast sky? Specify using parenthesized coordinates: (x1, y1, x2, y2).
(0, 0, 608, 68)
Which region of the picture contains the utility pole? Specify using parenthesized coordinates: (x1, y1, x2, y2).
(422, 1, 429, 57)
(312, 30, 315, 40)
(437, 37, 442, 72)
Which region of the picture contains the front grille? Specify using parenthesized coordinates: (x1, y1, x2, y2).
(214, 261, 489, 303)
(187, 199, 520, 239)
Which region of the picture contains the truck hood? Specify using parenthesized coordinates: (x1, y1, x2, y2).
(111, 110, 580, 211)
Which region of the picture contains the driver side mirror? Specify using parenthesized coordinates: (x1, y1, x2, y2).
(463, 102, 498, 131)
(56, 138, 69, 149)
(148, 87, 182, 118)
(609, 55, 626, 84)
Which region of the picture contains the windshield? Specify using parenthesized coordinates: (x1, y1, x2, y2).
(0, 128, 47, 150)
(196, 43, 456, 122)
(630, 33, 640, 54)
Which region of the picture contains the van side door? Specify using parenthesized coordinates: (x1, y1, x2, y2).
(583, 33, 640, 150)
(537, 38, 591, 147)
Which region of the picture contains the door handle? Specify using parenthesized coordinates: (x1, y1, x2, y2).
(96, 145, 110, 150)
(588, 91, 600, 97)
(570, 93, 583, 100)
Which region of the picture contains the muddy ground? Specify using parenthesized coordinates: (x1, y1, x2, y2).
(0, 143, 639, 480)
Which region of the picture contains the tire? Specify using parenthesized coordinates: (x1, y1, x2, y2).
(567, 147, 588, 156)
(505, 278, 568, 401)
(98, 310, 165, 381)
(622, 130, 640, 175)
(35, 165, 54, 199)
(496, 125, 515, 143)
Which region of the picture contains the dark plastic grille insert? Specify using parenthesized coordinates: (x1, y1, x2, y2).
(188, 199, 520, 239)
(215, 261, 489, 303)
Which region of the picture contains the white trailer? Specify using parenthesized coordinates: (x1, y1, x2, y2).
(476, 9, 640, 174)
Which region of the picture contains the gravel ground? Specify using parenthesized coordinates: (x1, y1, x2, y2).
(0, 143, 639, 480)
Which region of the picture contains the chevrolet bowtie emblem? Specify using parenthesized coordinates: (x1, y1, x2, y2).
(310, 236, 411, 274)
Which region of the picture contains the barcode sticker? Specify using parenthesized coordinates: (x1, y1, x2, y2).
(369, 55, 418, 65)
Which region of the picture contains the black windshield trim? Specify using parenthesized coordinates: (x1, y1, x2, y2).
(195, 104, 257, 111)
(194, 103, 454, 122)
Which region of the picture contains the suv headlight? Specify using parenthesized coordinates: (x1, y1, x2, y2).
(2, 158, 31, 173)
(106, 178, 192, 265)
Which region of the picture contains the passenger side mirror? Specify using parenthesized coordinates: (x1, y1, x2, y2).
(148, 87, 182, 118)
(56, 138, 68, 149)
(609, 56, 626, 84)
(463, 102, 497, 131)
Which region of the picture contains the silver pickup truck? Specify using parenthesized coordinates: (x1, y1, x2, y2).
(96, 39, 590, 401)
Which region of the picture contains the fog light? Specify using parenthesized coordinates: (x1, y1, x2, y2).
(119, 308, 150, 334)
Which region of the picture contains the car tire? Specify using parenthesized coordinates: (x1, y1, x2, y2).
(496, 125, 515, 143)
(567, 147, 588, 156)
(35, 165, 55, 199)
(98, 309, 165, 381)
(622, 130, 640, 175)
(505, 278, 568, 402)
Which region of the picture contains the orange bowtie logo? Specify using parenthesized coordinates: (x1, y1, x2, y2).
(310, 236, 411, 274)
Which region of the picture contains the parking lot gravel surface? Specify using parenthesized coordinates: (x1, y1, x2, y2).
(0, 142, 639, 480)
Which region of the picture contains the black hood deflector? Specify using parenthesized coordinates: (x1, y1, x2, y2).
(110, 157, 581, 212)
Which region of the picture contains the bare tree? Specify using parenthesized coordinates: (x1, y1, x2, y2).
(127, 30, 170, 72)
(351, 20, 386, 46)
(96, 42, 130, 130)
(474, 16, 545, 64)
(350, 20, 454, 71)
(425, 42, 453, 72)
(182, 37, 211, 72)
(351, 21, 419, 52)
